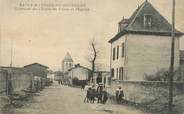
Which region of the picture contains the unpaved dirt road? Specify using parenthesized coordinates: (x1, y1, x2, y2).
(1, 82, 147, 114)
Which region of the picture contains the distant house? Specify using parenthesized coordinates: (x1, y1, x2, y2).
(93, 71, 110, 87)
(54, 71, 64, 81)
(108, 1, 183, 81)
(180, 50, 184, 80)
(24, 63, 49, 78)
(68, 64, 91, 81)
(47, 70, 55, 80)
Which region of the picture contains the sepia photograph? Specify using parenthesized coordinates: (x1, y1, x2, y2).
(0, 0, 184, 114)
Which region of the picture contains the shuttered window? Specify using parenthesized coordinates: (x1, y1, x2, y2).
(116, 68, 118, 79)
(122, 43, 125, 57)
(119, 67, 124, 80)
(111, 68, 114, 77)
(117, 46, 119, 59)
(113, 48, 116, 60)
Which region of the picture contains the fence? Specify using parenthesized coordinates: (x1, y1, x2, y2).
(0, 68, 33, 96)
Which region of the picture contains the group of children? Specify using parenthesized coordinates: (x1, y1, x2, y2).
(84, 83, 108, 104)
(84, 83, 124, 104)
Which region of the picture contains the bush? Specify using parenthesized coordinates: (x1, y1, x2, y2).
(144, 69, 181, 81)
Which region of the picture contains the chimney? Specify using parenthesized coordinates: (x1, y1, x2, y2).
(75, 63, 80, 67)
(118, 17, 129, 32)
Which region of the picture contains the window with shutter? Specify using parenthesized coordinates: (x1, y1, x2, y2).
(113, 48, 116, 60)
(122, 43, 125, 57)
(117, 46, 119, 59)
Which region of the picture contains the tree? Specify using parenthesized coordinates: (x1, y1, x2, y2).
(86, 39, 100, 83)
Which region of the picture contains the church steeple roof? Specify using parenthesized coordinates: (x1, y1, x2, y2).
(63, 52, 73, 62)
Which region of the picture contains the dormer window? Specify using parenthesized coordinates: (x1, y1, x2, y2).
(118, 18, 129, 32)
(144, 14, 152, 29)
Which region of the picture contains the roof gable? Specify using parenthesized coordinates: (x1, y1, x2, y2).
(24, 63, 49, 69)
(127, 1, 172, 32)
(68, 65, 91, 71)
(109, 1, 183, 43)
(63, 52, 73, 62)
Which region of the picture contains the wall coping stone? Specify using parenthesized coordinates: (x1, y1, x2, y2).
(113, 80, 184, 84)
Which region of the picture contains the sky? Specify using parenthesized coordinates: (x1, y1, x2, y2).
(0, 0, 184, 71)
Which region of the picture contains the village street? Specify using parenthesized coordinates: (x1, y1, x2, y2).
(2, 82, 146, 114)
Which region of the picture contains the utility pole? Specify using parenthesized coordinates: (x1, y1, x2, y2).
(10, 38, 13, 67)
(6, 37, 14, 95)
(168, 0, 175, 113)
(0, 24, 1, 67)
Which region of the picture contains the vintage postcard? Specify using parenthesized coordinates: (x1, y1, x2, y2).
(0, 0, 184, 114)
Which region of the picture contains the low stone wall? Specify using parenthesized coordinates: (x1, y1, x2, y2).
(0, 68, 33, 95)
(0, 96, 10, 110)
(107, 80, 184, 104)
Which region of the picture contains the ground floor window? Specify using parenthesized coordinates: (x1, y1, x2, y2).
(96, 76, 102, 84)
(111, 68, 114, 77)
(116, 68, 119, 79)
(104, 77, 106, 84)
